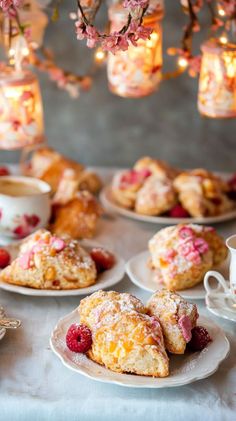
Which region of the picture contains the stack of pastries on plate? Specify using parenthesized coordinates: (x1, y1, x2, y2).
(111, 156, 235, 217)
(0, 229, 115, 290)
(148, 224, 227, 291)
(66, 289, 211, 377)
(23, 147, 103, 239)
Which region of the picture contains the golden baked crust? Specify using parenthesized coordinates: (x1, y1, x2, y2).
(147, 289, 198, 354)
(135, 176, 177, 215)
(111, 170, 148, 209)
(174, 169, 233, 217)
(79, 290, 169, 377)
(0, 229, 97, 290)
(134, 157, 179, 181)
(148, 224, 227, 291)
(51, 191, 102, 239)
(23, 147, 102, 195)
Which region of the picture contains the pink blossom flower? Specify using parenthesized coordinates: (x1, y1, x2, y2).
(193, 238, 209, 254)
(75, 20, 86, 40)
(123, 0, 149, 9)
(0, 0, 22, 11)
(179, 226, 194, 239)
(86, 25, 99, 48)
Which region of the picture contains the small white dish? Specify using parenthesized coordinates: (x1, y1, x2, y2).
(100, 184, 236, 225)
(126, 251, 229, 300)
(50, 310, 230, 388)
(205, 290, 236, 322)
(0, 240, 125, 297)
(0, 306, 6, 341)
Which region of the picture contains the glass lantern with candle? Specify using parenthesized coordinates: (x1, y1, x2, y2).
(198, 39, 236, 118)
(107, 3, 163, 98)
(0, 68, 44, 149)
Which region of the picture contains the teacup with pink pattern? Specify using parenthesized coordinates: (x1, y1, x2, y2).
(0, 176, 51, 242)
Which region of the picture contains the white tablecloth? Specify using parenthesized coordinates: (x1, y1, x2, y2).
(0, 169, 236, 421)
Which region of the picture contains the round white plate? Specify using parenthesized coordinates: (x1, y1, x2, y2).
(50, 310, 230, 388)
(0, 307, 6, 341)
(0, 240, 125, 297)
(126, 251, 229, 300)
(100, 185, 236, 225)
(206, 288, 236, 322)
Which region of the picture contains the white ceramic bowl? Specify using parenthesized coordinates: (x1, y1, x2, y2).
(0, 175, 51, 241)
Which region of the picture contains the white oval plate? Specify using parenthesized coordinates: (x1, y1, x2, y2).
(0, 307, 6, 341)
(100, 184, 236, 225)
(126, 251, 229, 300)
(50, 310, 230, 388)
(0, 240, 125, 297)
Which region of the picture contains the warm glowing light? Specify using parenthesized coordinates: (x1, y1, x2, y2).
(107, 5, 163, 98)
(0, 69, 44, 149)
(219, 35, 228, 45)
(8, 48, 15, 57)
(22, 47, 30, 56)
(94, 48, 106, 63)
(218, 7, 226, 16)
(178, 57, 188, 69)
(198, 39, 236, 118)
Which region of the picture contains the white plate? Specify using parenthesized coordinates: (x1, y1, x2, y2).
(0, 307, 6, 341)
(0, 240, 125, 297)
(205, 286, 236, 322)
(100, 185, 236, 225)
(126, 251, 229, 300)
(50, 310, 230, 388)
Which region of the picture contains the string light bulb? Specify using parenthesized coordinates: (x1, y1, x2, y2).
(218, 6, 226, 16)
(94, 47, 106, 64)
(178, 57, 188, 69)
(219, 34, 228, 45)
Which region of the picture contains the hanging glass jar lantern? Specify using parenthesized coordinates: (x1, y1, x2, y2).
(198, 39, 236, 118)
(0, 67, 44, 149)
(107, 2, 163, 98)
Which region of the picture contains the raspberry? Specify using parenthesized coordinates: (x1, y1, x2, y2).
(188, 326, 212, 351)
(0, 167, 10, 176)
(0, 248, 11, 268)
(90, 247, 115, 273)
(168, 204, 190, 218)
(66, 323, 92, 353)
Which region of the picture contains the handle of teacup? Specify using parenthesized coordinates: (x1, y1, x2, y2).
(204, 271, 229, 294)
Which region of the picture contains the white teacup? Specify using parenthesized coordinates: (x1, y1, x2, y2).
(0, 176, 51, 242)
(204, 234, 236, 299)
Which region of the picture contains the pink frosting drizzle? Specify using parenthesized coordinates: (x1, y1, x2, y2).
(178, 315, 192, 342)
(19, 236, 66, 269)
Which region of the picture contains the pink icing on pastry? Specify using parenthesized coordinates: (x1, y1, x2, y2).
(179, 226, 194, 239)
(120, 169, 151, 188)
(19, 250, 33, 270)
(51, 237, 65, 251)
(178, 315, 192, 342)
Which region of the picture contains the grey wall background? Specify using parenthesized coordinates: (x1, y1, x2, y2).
(1, 1, 235, 169)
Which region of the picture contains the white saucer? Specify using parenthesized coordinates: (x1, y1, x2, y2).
(50, 310, 230, 388)
(0, 240, 125, 297)
(126, 251, 229, 300)
(100, 184, 236, 225)
(206, 287, 236, 322)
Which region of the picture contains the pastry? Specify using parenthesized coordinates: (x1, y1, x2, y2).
(148, 224, 226, 290)
(111, 168, 151, 209)
(134, 156, 179, 181)
(79, 290, 169, 377)
(51, 190, 102, 239)
(135, 175, 177, 215)
(174, 169, 233, 217)
(0, 229, 97, 289)
(147, 289, 198, 354)
(23, 146, 102, 195)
